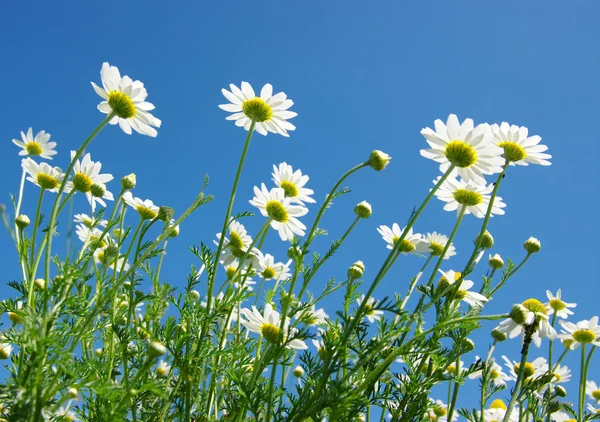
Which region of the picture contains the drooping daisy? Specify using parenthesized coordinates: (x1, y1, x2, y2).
(377, 223, 429, 255)
(253, 250, 292, 281)
(92, 62, 161, 137)
(558, 316, 600, 349)
(219, 82, 297, 137)
(420, 114, 504, 185)
(497, 299, 557, 347)
(22, 158, 65, 192)
(12, 128, 57, 159)
(68, 151, 114, 211)
(502, 356, 548, 381)
(249, 184, 308, 242)
(123, 191, 160, 220)
(587, 380, 600, 402)
(545, 289, 577, 319)
(480, 400, 518, 422)
(468, 359, 511, 386)
(74, 214, 107, 228)
(490, 122, 551, 166)
(356, 295, 384, 323)
(437, 269, 488, 308)
(215, 220, 253, 265)
(433, 176, 506, 218)
(240, 303, 307, 350)
(423, 232, 456, 259)
(272, 162, 315, 205)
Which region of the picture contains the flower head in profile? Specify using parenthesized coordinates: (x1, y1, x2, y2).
(586, 380, 600, 402)
(68, 151, 114, 211)
(490, 122, 551, 166)
(76, 224, 107, 248)
(377, 223, 429, 255)
(437, 269, 488, 308)
(249, 183, 308, 242)
(434, 176, 506, 218)
(272, 162, 315, 205)
(74, 214, 107, 228)
(219, 82, 297, 137)
(420, 114, 504, 185)
(13, 128, 57, 159)
(502, 356, 548, 381)
(497, 299, 557, 347)
(22, 158, 65, 192)
(299, 304, 328, 326)
(253, 250, 292, 281)
(558, 317, 600, 349)
(423, 232, 456, 259)
(215, 220, 253, 265)
(545, 289, 576, 319)
(92, 62, 161, 137)
(240, 304, 307, 350)
(468, 359, 511, 386)
(93, 247, 129, 272)
(223, 259, 256, 290)
(426, 399, 457, 422)
(480, 400, 518, 422)
(356, 295, 384, 323)
(123, 192, 160, 220)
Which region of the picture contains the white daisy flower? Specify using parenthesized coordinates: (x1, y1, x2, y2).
(240, 303, 307, 350)
(12, 128, 57, 159)
(272, 162, 315, 205)
(219, 82, 297, 137)
(502, 356, 548, 381)
(587, 380, 600, 402)
(156, 359, 171, 377)
(480, 400, 518, 422)
(93, 247, 129, 272)
(468, 358, 511, 386)
(497, 299, 557, 347)
(299, 305, 328, 326)
(588, 403, 600, 415)
(356, 295, 384, 323)
(0, 340, 13, 360)
(312, 338, 326, 355)
(76, 224, 109, 248)
(551, 364, 572, 384)
(423, 232, 456, 259)
(74, 213, 107, 228)
(21, 158, 65, 192)
(67, 151, 114, 211)
(215, 220, 253, 265)
(558, 316, 600, 349)
(550, 410, 574, 422)
(437, 269, 488, 308)
(377, 223, 429, 255)
(92, 62, 161, 137)
(490, 122, 551, 166)
(249, 183, 308, 242)
(420, 114, 504, 185)
(253, 250, 292, 281)
(426, 399, 457, 422)
(123, 191, 160, 220)
(433, 176, 506, 218)
(545, 289, 576, 319)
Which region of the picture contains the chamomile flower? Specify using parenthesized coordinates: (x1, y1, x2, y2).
(253, 250, 292, 281)
(433, 176, 506, 218)
(426, 399, 457, 422)
(545, 290, 577, 319)
(436, 269, 488, 308)
(73, 214, 107, 228)
(219, 82, 297, 137)
(423, 232, 456, 259)
(249, 183, 308, 242)
(490, 122, 551, 166)
(497, 299, 557, 347)
(240, 304, 307, 350)
(551, 364, 572, 384)
(468, 359, 511, 386)
(480, 400, 518, 422)
(550, 411, 575, 422)
(300, 305, 328, 326)
(356, 295, 384, 323)
(215, 220, 253, 265)
(156, 360, 171, 377)
(76, 224, 108, 248)
(587, 381, 600, 402)
(0, 339, 12, 360)
(12, 128, 57, 159)
(312, 338, 327, 358)
(22, 158, 65, 192)
(502, 356, 548, 381)
(587, 403, 600, 414)
(420, 114, 504, 185)
(93, 247, 129, 272)
(68, 151, 114, 211)
(558, 317, 600, 349)
(123, 192, 160, 220)
(92, 62, 161, 137)
(377, 223, 429, 255)
(272, 162, 315, 205)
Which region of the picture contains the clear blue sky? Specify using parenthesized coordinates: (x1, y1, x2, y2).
(1, 0, 598, 413)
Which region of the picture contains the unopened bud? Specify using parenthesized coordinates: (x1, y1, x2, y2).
(8, 312, 23, 325)
(121, 173, 136, 190)
(95, 348, 103, 357)
(491, 328, 507, 342)
(476, 231, 494, 250)
(189, 290, 200, 301)
(90, 183, 106, 198)
(34, 278, 46, 290)
(15, 214, 30, 230)
(168, 220, 180, 238)
(555, 386, 567, 397)
(509, 304, 529, 325)
(66, 387, 78, 399)
(524, 237, 541, 254)
(293, 365, 304, 378)
(368, 150, 391, 171)
(489, 253, 504, 270)
(347, 261, 365, 280)
(354, 201, 372, 219)
(148, 341, 167, 358)
(460, 338, 475, 352)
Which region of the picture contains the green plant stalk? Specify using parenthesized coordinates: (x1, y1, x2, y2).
(488, 253, 531, 297)
(27, 189, 45, 307)
(479, 341, 498, 422)
(578, 343, 587, 422)
(502, 325, 534, 422)
(399, 253, 434, 312)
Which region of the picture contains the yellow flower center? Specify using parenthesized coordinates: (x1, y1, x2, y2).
(229, 231, 245, 250)
(433, 407, 447, 417)
(242, 98, 273, 123)
(453, 189, 483, 206)
(73, 172, 93, 193)
(136, 206, 158, 221)
(90, 235, 107, 249)
(454, 290, 467, 301)
(226, 266, 237, 280)
(572, 329, 596, 344)
(522, 298, 548, 316)
(392, 237, 415, 253)
(490, 369, 500, 379)
(108, 91, 136, 119)
(498, 141, 527, 162)
(36, 173, 59, 190)
(25, 142, 43, 156)
(265, 200, 288, 223)
(261, 323, 280, 344)
(429, 242, 444, 256)
(438, 272, 462, 291)
(549, 299, 566, 311)
(262, 267, 276, 280)
(280, 180, 299, 198)
(444, 140, 478, 168)
(592, 390, 600, 401)
(553, 372, 562, 382)
(489, 399, 507, 411)
(514, 362, 535, 378)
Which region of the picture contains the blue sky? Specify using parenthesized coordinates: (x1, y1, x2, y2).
(0, 0, 598, 414)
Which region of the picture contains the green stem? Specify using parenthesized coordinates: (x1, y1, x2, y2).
(578, 344, 587, 422)
(502, 328, 533, 422)
(27, 189, 45, 306)
(488, 253, 531, 298)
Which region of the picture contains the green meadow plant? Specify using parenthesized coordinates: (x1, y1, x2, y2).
(0, 62, 598, 422)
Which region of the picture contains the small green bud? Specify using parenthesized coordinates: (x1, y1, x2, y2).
(509, 304, 529, 325)
(476, 230, 494, 250)
(8, 312, 23, 325)
(368, 150, 391, 171)
(34, 278, 46, 290)
(555, 386, 567, 397)
(66, 387, 78, 399)
(460, 338, 475, 352)
(354, 201, 372, 218)
(292, 365, 304, 378)
(524, 237, 541, 254)
(157, 206, 174, 222)
(489, 253, 504, 270)
(15, 214, 30, 230)
(121, 173, 136, 190)
(347, 261, 365, 280)
(287, 246, 302, 260)
(189, 290, 200, 301)
(148, 341, 167, 358)
(491, 328, 507, 342)
(90, 183, 106, 198)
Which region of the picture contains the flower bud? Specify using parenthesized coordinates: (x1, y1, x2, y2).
(168, 220, 180, 238)
(287, 246, 302, 260)
(555, 386, 567, 397)
(90, 183, 106, 198)
(121, 173, 136, 190)
(148, 341, 167, 358)
(66, 387, 78, 399)
(95, 348, 103, 357)
(15, 214, 30, 230)
(491, 328, 507, 342)
(157, 206, 174, 222)
(524, 237, 541, 254)
(476, 230, 494, 250)
(0, 343, 13, 360)
(354, 201, 372, 219)
(509, 304, 529, 325)
(34, 278, 46, 290)
(8, 312, 23, 325)
(460, 338, 475, 352)
(293, 365, 304, 378)
(347, 261, 365, 280)
(189, 290, 200, 301)
(547, 401, 561, 414)
(489, 253, 504, 270)
(368, 150, 391, 171)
